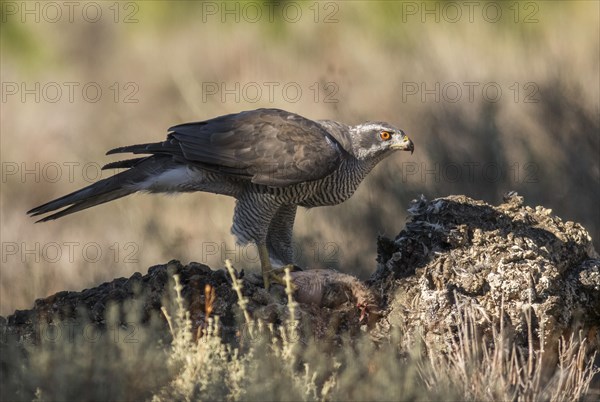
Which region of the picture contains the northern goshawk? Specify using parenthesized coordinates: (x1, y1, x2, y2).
(28, 108, 414, 288)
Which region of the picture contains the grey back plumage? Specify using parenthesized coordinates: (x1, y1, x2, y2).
(168, 109, 347, 186)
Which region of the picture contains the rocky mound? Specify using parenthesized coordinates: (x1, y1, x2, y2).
(1, 262, 371, 346)
(2, 194, 599, 358)
(372, 193, 599, 363)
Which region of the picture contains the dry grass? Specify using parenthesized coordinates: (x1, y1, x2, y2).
(4, 262, 595, 401)
(1, 299, 171, 401)
(420, 294, 598, 401)
(154, 268, 598, 401)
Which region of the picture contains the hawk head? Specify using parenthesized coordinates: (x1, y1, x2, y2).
(350, 122, 414, 161)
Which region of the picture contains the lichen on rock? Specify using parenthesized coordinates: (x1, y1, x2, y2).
(371, 193, 599, 357)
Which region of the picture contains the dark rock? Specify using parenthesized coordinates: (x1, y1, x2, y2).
(1, 260, 369, 347)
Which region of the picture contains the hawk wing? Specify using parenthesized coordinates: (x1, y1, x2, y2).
(107, 108, 345, 187)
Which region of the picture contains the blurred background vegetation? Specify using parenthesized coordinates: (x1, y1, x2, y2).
(1, 0, 598, 316)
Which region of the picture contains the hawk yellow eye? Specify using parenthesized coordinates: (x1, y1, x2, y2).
(380, 131, 391, 141)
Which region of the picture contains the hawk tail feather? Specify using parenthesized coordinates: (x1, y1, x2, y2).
(106, 143, 156, 155)
(27, 157, 174, 222)
(106, 140, 180, 156)
(102, 157, 149, 170)
(30, 188, 133, 222)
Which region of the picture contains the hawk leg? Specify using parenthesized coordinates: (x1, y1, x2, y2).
(257, 243, 273, 289)
(257, 244, 297, 290)
(268, 265, 298, 290)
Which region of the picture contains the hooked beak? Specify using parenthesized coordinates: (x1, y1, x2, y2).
(391, 135, 414, 154)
